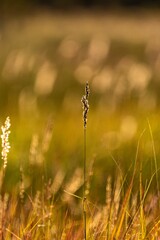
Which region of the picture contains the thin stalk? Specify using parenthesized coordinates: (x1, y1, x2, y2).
(83, 127, 86, 197)
(140, 160, 146, 239)
(81, 82, 90, 240)
(83, 127, 87, 240)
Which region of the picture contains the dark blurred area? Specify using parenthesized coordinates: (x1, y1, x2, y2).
(1, 0, 160, 13)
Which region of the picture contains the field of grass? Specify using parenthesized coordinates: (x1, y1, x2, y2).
(0, 10, 160, 239)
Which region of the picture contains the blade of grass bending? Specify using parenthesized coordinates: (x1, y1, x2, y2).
(63, 189, 82, 200)
(147, 119, 160, 209)
(111, 129, 145, 240)
(139, 159, 146, 239)
(122, 167, 160, 239)
(5, 229, 22, 240)
(147, 218, 160, 238)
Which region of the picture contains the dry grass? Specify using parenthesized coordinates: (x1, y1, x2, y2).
(0, 101, 160, 239)
(1, 11, 160, 239)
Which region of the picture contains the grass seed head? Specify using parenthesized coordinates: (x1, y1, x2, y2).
(81, 82, 90, 129)
(1, 117, 11, 169)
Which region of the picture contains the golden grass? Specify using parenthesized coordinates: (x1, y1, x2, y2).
(0, 104, 159, 240)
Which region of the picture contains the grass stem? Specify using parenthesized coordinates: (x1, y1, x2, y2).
(81, 82, 90, 240)
(83, 127, 87, 240)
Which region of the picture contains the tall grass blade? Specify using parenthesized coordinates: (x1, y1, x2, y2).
(147, 119, 160, 208)
(139, 160, 146, 239)
(111, 130, 145, 240)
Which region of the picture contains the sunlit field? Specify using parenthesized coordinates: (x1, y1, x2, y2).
(1, 10, 160, 239)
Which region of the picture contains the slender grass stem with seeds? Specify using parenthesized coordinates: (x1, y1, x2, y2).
(81, 82, 90, 240)
(0, 117, 11, 240)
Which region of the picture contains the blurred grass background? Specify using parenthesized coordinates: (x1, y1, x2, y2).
(1, 7, 160, 202)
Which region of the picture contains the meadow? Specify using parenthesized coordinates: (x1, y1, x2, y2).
(0, 10, 160, 239)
